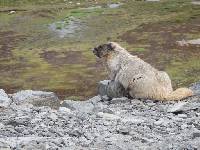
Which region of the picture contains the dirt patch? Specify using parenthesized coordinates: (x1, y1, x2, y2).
(0, 31, 26, 58)
(134, 20, 200, 34)
(53, 70, 106, 100)
(40, 51, 87, 66)
(0, 9, 27, 13)
(28, 9, 56, 18)
(119, 20, 200, 70)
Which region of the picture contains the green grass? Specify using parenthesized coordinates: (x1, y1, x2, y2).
(166, 57, 200, 88)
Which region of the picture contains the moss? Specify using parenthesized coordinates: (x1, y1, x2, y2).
(133, 47, 147, 52)
(166, 57, 200, 88)
(65, 96, 85, 101)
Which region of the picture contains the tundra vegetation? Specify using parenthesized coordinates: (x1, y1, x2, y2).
(0, 0, 200, 100)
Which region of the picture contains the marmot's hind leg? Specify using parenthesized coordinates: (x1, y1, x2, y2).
(128, 74, 165, 100)
(156, 71, 173, 94)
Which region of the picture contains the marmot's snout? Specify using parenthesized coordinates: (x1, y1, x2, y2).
(93, 47, 101, 58)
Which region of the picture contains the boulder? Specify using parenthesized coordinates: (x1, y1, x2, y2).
(11, 90, 60, 109)
(98, 80, 110, 96)
(98, 80, 126, 98)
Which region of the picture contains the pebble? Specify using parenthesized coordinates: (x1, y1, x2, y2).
(177, 114, 187, 118)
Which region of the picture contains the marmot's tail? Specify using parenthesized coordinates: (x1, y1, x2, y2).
(165, 88, 193, 101)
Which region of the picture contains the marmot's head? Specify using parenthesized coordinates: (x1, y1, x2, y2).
(93, 42, 119, 58)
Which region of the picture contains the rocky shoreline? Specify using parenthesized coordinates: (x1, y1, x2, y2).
(0, 82, 200, 150)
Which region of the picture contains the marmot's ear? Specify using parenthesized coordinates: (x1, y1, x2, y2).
(108, 42, 116, 50)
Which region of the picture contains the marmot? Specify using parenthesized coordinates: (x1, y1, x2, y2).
(93, 42, 193, 101)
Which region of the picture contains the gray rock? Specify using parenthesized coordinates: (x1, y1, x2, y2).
(101, 95, 110, 101)
(177, 114, 187, 118)
(87, 96, 102, 104)
(101, 108, 114, 114)
(168, 96, 200, 113)
(106, 81, 127, 98)
(58, 107, 72, 114)
(49, 113, 58, 121)
(110, 97, 129, 104)
(98, 80, 110, 96)
(0, 123, 4, 129)
(154, 119, 164, 126)
(11, 90, 60, 109)
(68, 129, 82, 137)
(190, 81, 200, 95)
(0, 89, 12, 108)
(97, 112, 120, 120)
(61, 99, 94, 114)
(192, 131, 200, 139)
(181, 124, 188, 130)
(98, 80, 126, 98)
(167, 102, 189, 113)
(117, 127, 131, 135)
(0, 141, 11, 150)
(121, 117, 145, 124)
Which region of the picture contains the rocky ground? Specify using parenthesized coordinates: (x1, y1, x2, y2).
(0, 82, 200, 150)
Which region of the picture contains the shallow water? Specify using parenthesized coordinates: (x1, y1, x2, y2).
(108, 3, 122, 8)
(49, 19, 82, 38)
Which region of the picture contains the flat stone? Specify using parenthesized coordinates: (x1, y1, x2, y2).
(110, 97, 129, 104)
(117, 127, 131, 135)
(97, 112, 120, 120)
(61, 100, 94, 114)
(121, 117, 145, 124)
(154, 119, 164, 126)
(58, 107, 72, 114)
(11, 90, 60, 109)
(167, 102, 189, 113)
(177, 114, 187, 118)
